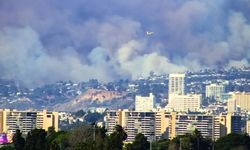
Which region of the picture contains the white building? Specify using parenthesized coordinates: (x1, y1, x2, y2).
(205, 84, 225, 101)
(168, 73, 185, 96)
(246, 120, 250, 136)
(168, 94, 202, 111)
(135, 93, 155, 112)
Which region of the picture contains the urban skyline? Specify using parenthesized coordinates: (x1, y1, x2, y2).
(1, 1, 250, 149)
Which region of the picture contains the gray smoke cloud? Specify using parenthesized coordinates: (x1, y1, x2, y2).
(0, 0, 250, 86)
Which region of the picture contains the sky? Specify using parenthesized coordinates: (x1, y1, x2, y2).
(0, 0, 250, 86)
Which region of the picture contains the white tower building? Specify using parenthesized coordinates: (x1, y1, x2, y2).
(168, 73, 185, 96)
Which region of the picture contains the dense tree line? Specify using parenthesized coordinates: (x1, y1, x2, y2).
(1, 126, 250, 150)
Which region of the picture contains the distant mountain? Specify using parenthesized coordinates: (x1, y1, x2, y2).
(53, 89, 133, 111)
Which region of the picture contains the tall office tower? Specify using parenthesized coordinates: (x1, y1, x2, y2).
(0, 109, 58, 135)
(168, 94, 202, 111)
(168, 73, 185, 96)
(135, 93, 155, 112)
(206, 84, 225, 101)
(228, 92, 250, 111)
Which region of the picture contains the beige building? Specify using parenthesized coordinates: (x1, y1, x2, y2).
(227, 92, 250, 112)
(105, 110, 168, 141)
(0, 109, 58, 135)
(168, 94, 202, 111)
(168, 112, 240, 140)
(135, 93, 155, 112)
(246, 120, 250, 136)
(105, 109, 241, 141)
(227, 98, 237, 113)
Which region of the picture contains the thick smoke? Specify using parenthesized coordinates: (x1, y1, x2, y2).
(0, 0, 250, 86)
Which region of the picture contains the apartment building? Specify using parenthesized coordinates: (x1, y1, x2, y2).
(0, 109, 58, 135)
(105, 109, 242, 141)
(227, 92, 250, 112)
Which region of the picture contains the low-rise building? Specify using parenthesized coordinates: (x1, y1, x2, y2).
(168, 94, 202, 112)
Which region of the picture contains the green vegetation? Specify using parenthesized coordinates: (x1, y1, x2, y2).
(1, 127, 250, 150)
(169, 129, 212, 150)
(215, 133, 250, 150)
(125, 133, 149, 150)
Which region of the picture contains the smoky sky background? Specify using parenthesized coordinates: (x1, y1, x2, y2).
(0, 0, 250, 86)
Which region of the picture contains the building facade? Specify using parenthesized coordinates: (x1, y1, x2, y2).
(135, 93, 155, 112)
(0, 109, 58, 135)
(168, 73, 185, 96)
(246, 120, 250, 136)
(105, 109, 241, 141)
(229, 92, 250, 111)
(168, 112, 240, 140)
(205, 84, 225, 101)
(168, 94, 202, 111)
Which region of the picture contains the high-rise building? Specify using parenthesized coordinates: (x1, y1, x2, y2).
(105, 109, 241, 141)
(105, 110, 168, 142)
(227, 92, 250, 112)
(0, 109, 58, 135)
(168, 73, 185, 96)
(206, 84, 225, 101)
(168, 112, 241, 140)
(168, 94, 202, 111)
(104, 110, 124, 135)
(135, 93, 155, 112)
(125, 111, 156, 141)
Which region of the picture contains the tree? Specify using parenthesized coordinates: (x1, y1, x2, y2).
(68, 125, 95, 150)
(84, 112, 103, 123)
(104, 125, 127, 150)
(94, 126, 107, 150)
(215, 133, 250, 150)
(168, 129, 212, 150)
(130, 133, 149, 150)
(0, 145, 15, 150)
(50, 131, 70, 150)
(47, 127, 55, 137)
(12, 129, 25, 150)
(46, 127, 57, 149)
(168, 138, 179, 150)
(152, 139, 170, 150)
(24, 129, 47, 150)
